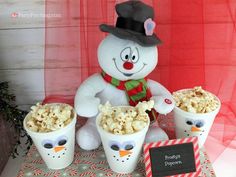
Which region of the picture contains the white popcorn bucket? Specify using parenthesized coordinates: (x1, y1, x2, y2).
(173, 90, 221, 148)
(23, 103, 77, 169)
(96, 106, 150, 174)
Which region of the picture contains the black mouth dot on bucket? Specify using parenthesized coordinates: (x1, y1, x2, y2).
(127, 158, 129, 160)
(53, 156, 55, 158)
(122, 160, 124, 162)
(58, 156, 60, 158)
(47, 153, 50, 156)
(63, 153, 65, 155)
(116, 159, 119, 161)
(113, 155, 116, 158)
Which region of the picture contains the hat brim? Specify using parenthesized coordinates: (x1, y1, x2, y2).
(99, 24, 162, 47)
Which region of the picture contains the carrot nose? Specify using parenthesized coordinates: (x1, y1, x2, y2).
(191, 126, 201, 132)
(54, 146, 65, 153)
(119, 150, 132, 157)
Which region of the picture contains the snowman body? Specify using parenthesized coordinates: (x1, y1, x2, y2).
(74, 35, 175, 150)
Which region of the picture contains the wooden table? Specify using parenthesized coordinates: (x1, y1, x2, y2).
(17, 145, 216, 177)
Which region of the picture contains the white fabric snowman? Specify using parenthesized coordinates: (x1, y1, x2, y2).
(74, 0, 175, 150)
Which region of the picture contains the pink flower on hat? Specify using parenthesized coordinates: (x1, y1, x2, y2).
(144, 18, 156, 36)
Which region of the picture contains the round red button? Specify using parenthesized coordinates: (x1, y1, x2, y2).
(164, 98, 172, 104)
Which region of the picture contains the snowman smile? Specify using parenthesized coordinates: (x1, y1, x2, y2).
(112, 58, 146, 77)
(123, 73, 133, 77)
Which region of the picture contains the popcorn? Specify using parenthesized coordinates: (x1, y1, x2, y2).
(136, 100, 154, 115)
(132, 120, 147, 131)
(172, 86, 220, 113)
(98, 102, 113, 116)
(26, 103, 74, 132)
(99, 101, 153, 135)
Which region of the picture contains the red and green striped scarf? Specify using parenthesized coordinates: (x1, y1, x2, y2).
(101, 71, 158, 121)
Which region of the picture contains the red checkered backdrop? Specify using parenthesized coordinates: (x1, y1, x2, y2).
(44, 0, 236, 162)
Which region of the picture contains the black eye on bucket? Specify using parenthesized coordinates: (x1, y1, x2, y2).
(186, 120, 193, 125)
(195, 120, 204, 128)
(42, 140, 54, 149)
(58, 139, 67, 146)
(44, 143, 53, 149)
(111, 144, 120, 151)
(125, 144, 134, 150)
(56, 136, 68, 146)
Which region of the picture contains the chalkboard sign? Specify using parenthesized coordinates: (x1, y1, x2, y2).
(143, 137, 201, 177)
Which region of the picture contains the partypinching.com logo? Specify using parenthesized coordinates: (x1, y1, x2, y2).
(11, 12, 61, 18)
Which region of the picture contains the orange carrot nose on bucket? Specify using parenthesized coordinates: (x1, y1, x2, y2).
(54, 146, 65, 153)
(119, 150, 132, 157)
(191, 126, 201, 132)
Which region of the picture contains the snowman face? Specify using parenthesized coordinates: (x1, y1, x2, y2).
(109, 140, 135, 162)
(98, 35, 158, 81)
(183, 119, 205, 137)
(41, 135, 68, 159)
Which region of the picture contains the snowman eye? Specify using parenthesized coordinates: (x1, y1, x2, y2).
(58, 139, 67, 146)
(186, 119, 193, 125)
(122, 141, 135, 150)
(42, 140, 54, 149)
(44, 143, 53, 149)
(125, 144, 134, 150)
(111, 144, 120, 151)
(120, 47, 131, 61)
(195, 120, 204, 128)
(57, 136, 68, 146)
(130, 47, 139, 63)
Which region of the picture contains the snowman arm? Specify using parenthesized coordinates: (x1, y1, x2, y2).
(147, 79, 172, 97)
(147, 79, 175, 114)
(74, 73, 107, 117)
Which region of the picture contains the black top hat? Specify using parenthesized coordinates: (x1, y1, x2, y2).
(100, 0, 161, 46)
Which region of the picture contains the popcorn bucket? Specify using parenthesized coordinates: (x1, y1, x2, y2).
(173, 91, 221, 148)
(96, 106, 150, 174)
(23, 103, 77, 169)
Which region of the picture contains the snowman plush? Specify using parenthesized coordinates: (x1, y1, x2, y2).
(75, 0, 175, 150)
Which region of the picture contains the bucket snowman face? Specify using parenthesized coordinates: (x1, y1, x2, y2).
(100, 131, 147, 174)
(41, 135, 69, 160)
(174, 114, 214, 147)
(108, 140, 136, 164)
(182, 118, 206, 137)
